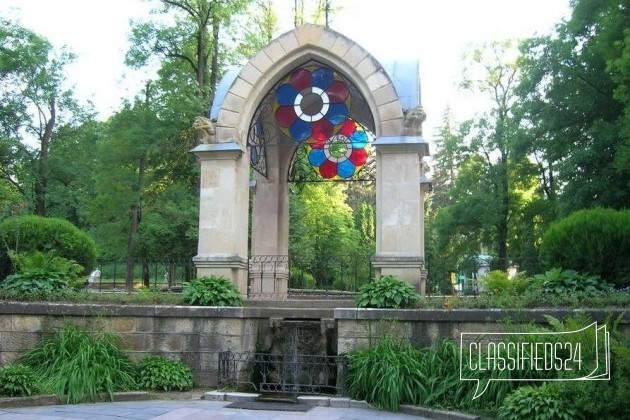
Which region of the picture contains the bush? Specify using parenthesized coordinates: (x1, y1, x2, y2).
(346, 335, 424, 411)
(0, 364, 38, 397)
(355, 275, 420, 308)
(498, 383, 580, 420)
(528, 268, 612, 297)
(539, 209, 630, 288)
(0, 251, 84, 298)
(137, 356, 193, 391)
(182, 275, 242, 306)
(21, 325, 137, 403)
(0, 215, 96, 281)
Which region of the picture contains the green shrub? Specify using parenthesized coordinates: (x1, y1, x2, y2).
(0, 251, 84, 298)
(137, 356, 193, 391)
(182, 275, 242, 306)
(346, 335, 424, 411)
(539, 208, 630, 288)
(480, 270, 511, 294)
(21, 325, 137, 403)
(0, 364, 39, 397)
(290, 267, 316, 289)
(528, 268, 612, 297)
(355, 275, 420, 308)
(498, 383, 580, 420)
(0, 215, 96, 281)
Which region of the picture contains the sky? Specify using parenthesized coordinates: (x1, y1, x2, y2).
(2, 0, 572, 139)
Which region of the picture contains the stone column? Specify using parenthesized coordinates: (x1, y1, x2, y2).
(248, 145, 291, 298)
(191, 142, 250, 295)
(372, 136, 429, 294)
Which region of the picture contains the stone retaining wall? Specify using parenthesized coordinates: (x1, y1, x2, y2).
(334, 308, 629, 353)
(1, 302, 627, 386)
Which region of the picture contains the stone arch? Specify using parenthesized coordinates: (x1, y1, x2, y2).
(213, 24, 405, 146)
(192, 24, 429, 298)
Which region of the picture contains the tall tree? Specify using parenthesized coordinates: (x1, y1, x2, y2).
(0, 18, 85, 217)
(460, 41, 521, 270)
(126, 0, 250, 112)
(516, 0, 630, 214)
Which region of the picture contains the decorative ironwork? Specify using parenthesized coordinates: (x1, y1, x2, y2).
(288, 139, 375, 182)
(218, 351, 348, 396)
(247, 254, 373, 299)
(247, 101, 274, 178)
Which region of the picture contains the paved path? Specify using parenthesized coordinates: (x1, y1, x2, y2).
(0, 400, 428, 419)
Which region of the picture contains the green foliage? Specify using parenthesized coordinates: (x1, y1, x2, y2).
(498, 383, 580, 420)
(480, 270, 511, 294)
(346, 335, 425, 411)
(559, 344, 630, 419)
(0, 215, 96, 281)
(290, 267, 315, 289)
(529, 268, 612, 297)
(0, 364, 38, 397)
(539, 209, 630, 288)
(0, 251, 84, 298)
(182, 275, 242, 306)
(137, 356, 193, 392)
(355, 275, 420, 309)
(21, 325, 137, 403)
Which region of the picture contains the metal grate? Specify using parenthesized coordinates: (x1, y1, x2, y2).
(218, 351, 348, 396)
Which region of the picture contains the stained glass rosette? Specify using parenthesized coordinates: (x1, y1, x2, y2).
(306, 118, 373, 179)
(274, 66, 350, 142)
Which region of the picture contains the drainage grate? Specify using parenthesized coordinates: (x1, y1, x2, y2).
(225, 401, 313, 412)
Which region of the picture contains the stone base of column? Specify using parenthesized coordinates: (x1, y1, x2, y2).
(248, 272, 289, 300)
(371, 254, 426, 295)
(193, 255, 249, 296)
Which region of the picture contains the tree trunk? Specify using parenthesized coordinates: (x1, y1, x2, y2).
(126, 154, 146, 292)
(35, 99, 56, 216)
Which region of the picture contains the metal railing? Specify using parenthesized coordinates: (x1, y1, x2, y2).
(88, 259, 196, 291)
(218, 351, 348, 396)
(247, 254, 373, 299)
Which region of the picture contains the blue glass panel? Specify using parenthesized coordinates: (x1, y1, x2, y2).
(275, 84, 298, 106)
(311, 67, 334, 90)
(289, 119, 311, 142)
(326, 103, 348, 125)
(350, 130, 368, 148)
(337, 160, 356, 178)
(308, 148, 327, 166)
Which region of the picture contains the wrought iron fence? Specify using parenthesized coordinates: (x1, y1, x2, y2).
(218, 351, 348, 396)
(247, 254, 373, 299)
(88, 259, 196, 291)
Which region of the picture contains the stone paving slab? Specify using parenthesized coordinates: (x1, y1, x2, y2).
(0, 400, 426, 419)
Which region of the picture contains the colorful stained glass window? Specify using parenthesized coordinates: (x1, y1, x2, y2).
(306, 118, 372, 179)
(274, 66, 350, 142)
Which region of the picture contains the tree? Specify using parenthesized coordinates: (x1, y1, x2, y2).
(516, 0, 630, 214)
(460, 41, 521, 270)
(126, 0, 250, 112)
(0, 18, 87, 217)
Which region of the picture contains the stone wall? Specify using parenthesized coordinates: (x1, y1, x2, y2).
(0, 302, 337, 387)
(334, 308, 629, 354)
(1, 302, 627, 387)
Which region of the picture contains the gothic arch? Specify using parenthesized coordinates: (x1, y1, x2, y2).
(212, 24, 405, 146)
(192, 24, 429, 298)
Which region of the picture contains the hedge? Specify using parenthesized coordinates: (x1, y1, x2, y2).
(539, 208, 630, 288)
(0, 215, 96, 280)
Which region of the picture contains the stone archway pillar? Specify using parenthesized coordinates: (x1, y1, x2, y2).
(191, 142, 250, 296)
(372, 136, 429, 294)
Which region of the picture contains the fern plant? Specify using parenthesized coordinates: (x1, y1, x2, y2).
(0, 251, 84, 297)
